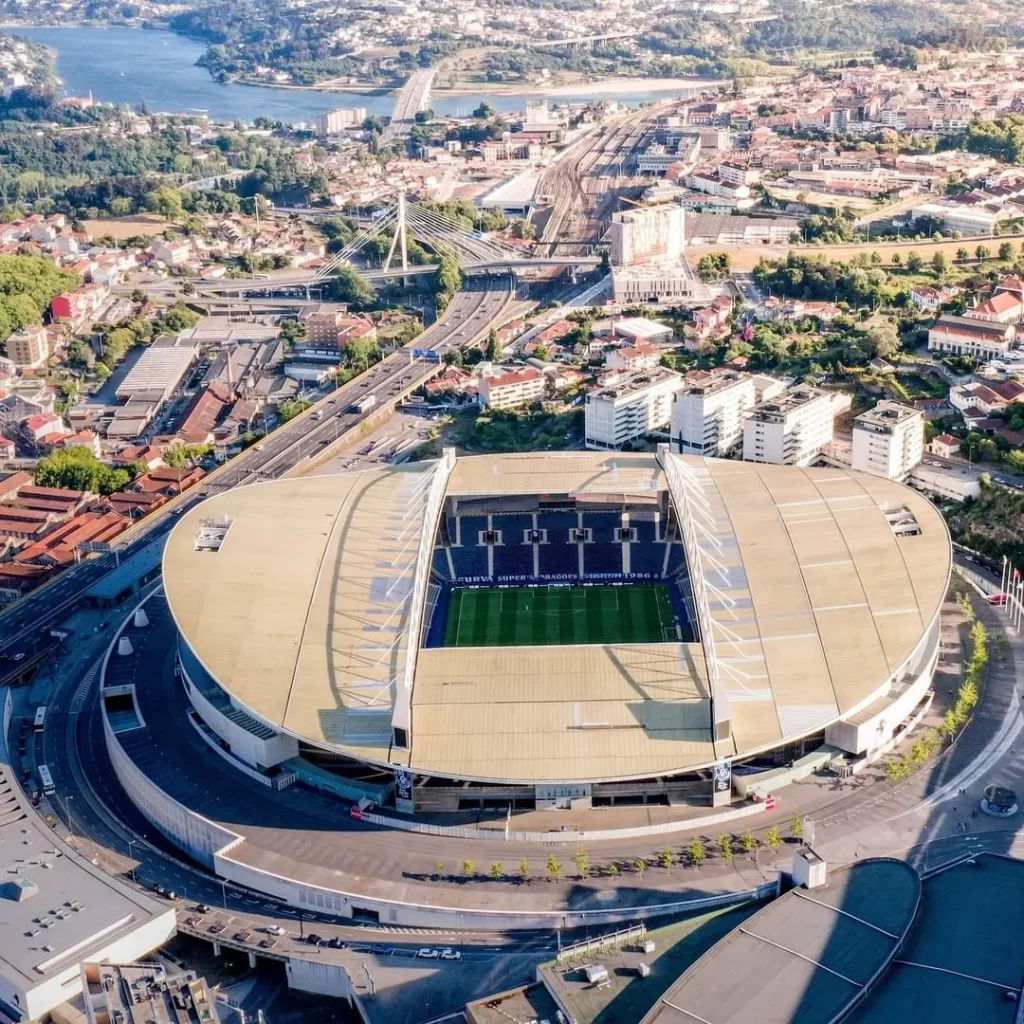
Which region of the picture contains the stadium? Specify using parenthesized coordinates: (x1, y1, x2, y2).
(162, 448, 951, 813)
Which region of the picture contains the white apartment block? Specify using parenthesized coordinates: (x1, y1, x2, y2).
(608, 205, 684, 267)
(851, 401, 924, 482)
(478, 367, 545, 410)
(585, 368, 682, 450)
(671, 370, 756, 457)
(743, 385, 834, 466)
(316, 107, 367, 134)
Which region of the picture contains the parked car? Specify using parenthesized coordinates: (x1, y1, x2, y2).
(417, 948, 440, 959)
(195, 904, 212, 914)
(264, 924, 286, 936)
(440, 949, 462, 961)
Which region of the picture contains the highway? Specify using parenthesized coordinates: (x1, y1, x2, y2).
(0, 279, 513, 657)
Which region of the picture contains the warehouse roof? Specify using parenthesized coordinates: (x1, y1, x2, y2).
(163, 452, 950, 784)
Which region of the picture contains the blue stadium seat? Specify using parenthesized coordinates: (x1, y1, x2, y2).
(432, 549, 451, 579)
(628, 537, 665, 579)
(456, 515, 490, 547)
(493, 538, 535, 580)
(583, 541, 624, 577)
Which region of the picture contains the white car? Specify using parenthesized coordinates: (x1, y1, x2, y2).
(264, 925, 286, 936)
(417, 948, 440, 959)
(440, 948, 461, 961)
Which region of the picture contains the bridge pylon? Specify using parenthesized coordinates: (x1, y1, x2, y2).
(383, 192, 409, 273)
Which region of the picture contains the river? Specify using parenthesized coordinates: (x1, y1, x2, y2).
(6, 25, 710, 124)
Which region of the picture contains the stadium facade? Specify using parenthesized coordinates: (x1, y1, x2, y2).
(163, 449, 950, 812)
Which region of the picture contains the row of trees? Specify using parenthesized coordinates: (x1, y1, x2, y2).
(437, 816, 809, 882)
(34, 448, 132, 496)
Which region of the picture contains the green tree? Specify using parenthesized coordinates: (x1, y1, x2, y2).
(546, 854, 562, 880)
(688, 837, 706, 869)
(659, 847, 676, 871)
(145, 185, 184, 221)
(490, 862, 503, 880)
(741, 830, 757, 859)
(486, 326, 501, 362)
(999, 241, 1015, 262)
(790, 814, 804, 840)
(891, 252, 901, 266)
(326, 264, 377, 308)
(976, 244, 991, 260)
(765, 825, 783, 852)
(574, 849, 589, 879)
(103, 327, 136, 366)
(462, 859, 476, 877)
(473, 101, 496, 119)
(956, 247, 970, 262)
(718, 834, 734, 863)
(635, 857, 647, 878)
(519, 857, 530, 881)
(434, 862, 445, 877)
(869, 250, 883, 265)
(34, 449, 129, 495)
(435, 253, 464, 314)
(905, 251, 923, 273)
(931, 251, 949, 276)
(345, 335, 381, 371)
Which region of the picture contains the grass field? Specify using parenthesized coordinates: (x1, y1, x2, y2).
(443, 584, 687, 647)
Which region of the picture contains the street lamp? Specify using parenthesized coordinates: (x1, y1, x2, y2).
(61, 794, 74, 838)
(127, 838, 139, 884)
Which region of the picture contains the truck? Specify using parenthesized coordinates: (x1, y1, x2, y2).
(350, 395, 377, 414)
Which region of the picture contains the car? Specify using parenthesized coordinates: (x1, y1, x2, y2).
(264, 924, 286, 936)
(254, 444, 265, 452)
(153, 884, 166, 896)
(306, 933, 323, 945)
(369, 944, 389, 955)
(165, 890, 178, 901)
(989, 593, 1009, 606)
(170, 508, 184, 516)
(440, 948, 461, 961)
(417, 948, 440, 959)
(195, 904, 212, 914)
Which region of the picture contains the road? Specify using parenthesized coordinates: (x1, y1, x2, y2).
(0, 279, 513, 657)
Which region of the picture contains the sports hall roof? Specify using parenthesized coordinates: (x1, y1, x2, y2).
(641, 858, 920, 1024)
(163, 451, 950, 784)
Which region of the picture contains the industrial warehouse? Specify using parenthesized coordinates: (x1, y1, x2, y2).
(158, 449, 951, 813)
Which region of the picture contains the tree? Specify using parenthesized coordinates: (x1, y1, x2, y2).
(718, 834, 734, 863)
(956, 247, 970, 262)
(326, 264, 377, 308)
(473, 101, 496, 119)
(145, 185, 184, 222)
(790, 814, 804, 840)
(905, 251, 923, 273)
(869, 250, 883, 265)
(931, 252, 949, 276)
(434, 861, 445, 877)
(102, 327, 136, 366)
(486, 327, 501, 362)
(741, 830, 757, 859)
(696, 252, 732, 282)
(688, 837, 706, 869)
(765, 825, 783, 852)
(546, 854, 562, 880)
(976, 244, 991, 261)
(999, 241, 1015, 262)
(462, 859, 476, 877)
(574, 849, 589, 879)
(435, 253, 464, 313)
(659, 847, 676, 871)
(634, 857, 647, 878)
(35, 449, 128, 495)
(891, 252, 901, 266)
(345, 335, 381, 371)
(519, 857, 530, 881)
(490, 862, 503, 880)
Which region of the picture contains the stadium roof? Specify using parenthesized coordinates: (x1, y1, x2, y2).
(163, 452, 951, 784)
(641, 858, 920, 1024)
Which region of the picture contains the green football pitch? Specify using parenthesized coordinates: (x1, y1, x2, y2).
(442, 584, 689, 647)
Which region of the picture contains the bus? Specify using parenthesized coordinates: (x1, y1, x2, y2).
(38, 764, 55, 796)
(33, 706, 46, 732)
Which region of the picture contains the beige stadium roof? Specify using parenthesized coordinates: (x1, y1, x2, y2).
(163, 452, 950, 784)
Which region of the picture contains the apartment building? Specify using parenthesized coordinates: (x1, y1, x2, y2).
(611, 265, 695, 304)
(927, 314, 1016, 360)
(477, 366, 545, 410)
(608, 205, 684, 267)
(743, 385, 833, 466)
(851, 401, 924, 482)
(315, 107, 367, 135)
(671, 370, 756, 457)
(6, 325, 49, 369)
(584, 368, 682, 450)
